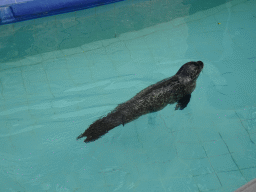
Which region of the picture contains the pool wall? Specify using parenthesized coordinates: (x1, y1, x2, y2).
(0, 0, 125, 25)
(0, 0, 234, 67)
(0, 0, 232, 25)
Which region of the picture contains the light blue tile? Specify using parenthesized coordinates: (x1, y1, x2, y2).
(217, 171, 247, 189)
(219, 137, 241, 154)
(55, 11, 76, 21)
(183, 11, 204, 23)
(203, 140, 229, 156)
(61, 47, 84, 56)
(196, 129, 222, 142)
(164, 177, 199, 192)
(41, 47, 65, 60)
(175, 128, 200, 143)
(205, 189, 222, 192)
(223, 133, 256, 154)
(198, 15, 219, 32)
(241, 167, 256, 181)
(176, 143, 206, 159)
(203, 6, 221, 17)
(75, 7, 96, 18)
(209, 154, 238, 172)
(134, 180, 167, 192)
(222, 186, 243, 192)
(13, 18, 35, 30)
(95, 2, 115, 15)
(246, 0, 256, 9)
(233, 151, 256, 169)
(194, 173, 222, 191)
(66, 68, 91, 85)
(20, 55, 43, 67)
(188, 158, 214, 176)
(42, 58, 68, 71)
(81, 41, 103, 52)
(104, 42, 131, 63)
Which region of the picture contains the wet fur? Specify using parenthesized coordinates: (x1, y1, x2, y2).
(77, 61, 204, 143)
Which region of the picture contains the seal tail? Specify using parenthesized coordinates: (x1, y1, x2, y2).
(77, 110, 124, 143)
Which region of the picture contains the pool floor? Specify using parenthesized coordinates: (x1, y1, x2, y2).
(0, 0, 256, 191)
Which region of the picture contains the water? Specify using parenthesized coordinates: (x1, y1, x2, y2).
(0, 0, 256, 191)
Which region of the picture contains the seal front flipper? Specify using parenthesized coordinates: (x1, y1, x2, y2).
(175, 94, 191, 110)
(122, 115, 125, 126)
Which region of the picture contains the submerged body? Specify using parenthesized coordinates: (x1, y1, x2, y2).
(77, 61, 204, 143)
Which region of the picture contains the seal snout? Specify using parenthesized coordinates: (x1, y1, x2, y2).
(197, 61, 204, 68)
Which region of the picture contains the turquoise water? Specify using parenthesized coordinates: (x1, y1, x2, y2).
(0, 0, 256, 191)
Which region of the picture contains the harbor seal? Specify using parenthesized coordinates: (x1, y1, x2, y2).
(77, 61, 204, 143)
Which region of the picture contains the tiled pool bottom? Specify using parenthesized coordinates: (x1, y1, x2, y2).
(0, 0, 256, 191)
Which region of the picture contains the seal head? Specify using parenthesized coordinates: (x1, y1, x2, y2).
(176, 61, 204, 84)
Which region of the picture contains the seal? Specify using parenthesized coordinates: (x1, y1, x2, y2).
(77, 61, 204, 143)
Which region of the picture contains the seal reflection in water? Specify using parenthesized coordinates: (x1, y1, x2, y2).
(77, 61, 204, 143)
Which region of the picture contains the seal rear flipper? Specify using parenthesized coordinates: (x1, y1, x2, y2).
(77, 111, 123, 143)
(76, 125, 106, 142)
(175, 94, 191, 110)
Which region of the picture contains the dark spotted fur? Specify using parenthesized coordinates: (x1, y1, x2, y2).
(77, 61, 204, 143)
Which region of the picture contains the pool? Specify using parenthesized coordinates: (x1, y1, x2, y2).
(0, 0, 256, 191)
